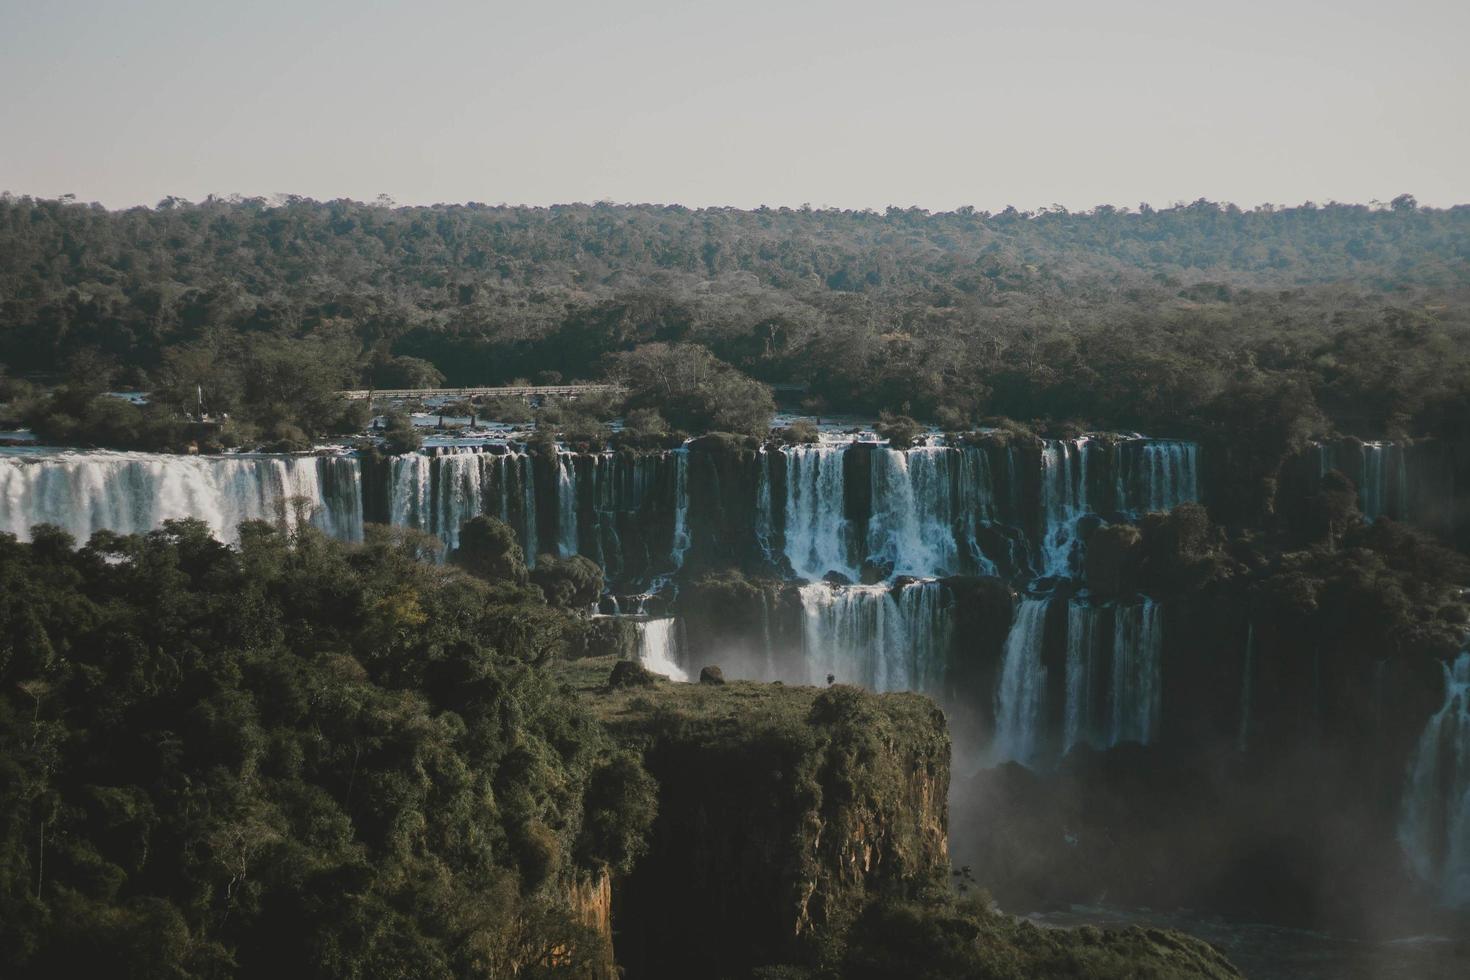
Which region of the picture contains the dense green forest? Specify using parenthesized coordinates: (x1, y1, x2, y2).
(2, 194, 1468, 445)
(0, 518, 1248, 979)
(0, 516, 663, 976)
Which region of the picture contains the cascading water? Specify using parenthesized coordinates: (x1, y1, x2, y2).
(1108, 598, 1163, 746)
(0, 450, 363, 544)
(1317, 440, 1409, 523)
(1359, 442, 1409, 522)
(993, 596, 1052, 767)
(387, 448, 539, 558)
(635, 618, 688, 682)
(670, 448, 690, 570)
(754, 448, 774, 561)
(1037, 440, 1089, 578)
(1119, 439, 1200, 515)
(1238, 621, 1256, 753)
(1399, 652, 1470, 907)
(797, 579, 950, 693)
(995, 596, 1165, 765)
(1063, 600, 1105, 752)
(783, 445, 854, 581)
(556, 452, 578, 558)
(866, 447, 960, 578)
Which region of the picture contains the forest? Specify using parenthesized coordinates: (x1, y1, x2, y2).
(2, 194, 1468, 449)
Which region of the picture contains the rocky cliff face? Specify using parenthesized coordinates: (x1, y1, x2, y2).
(560, 658, 949, 978)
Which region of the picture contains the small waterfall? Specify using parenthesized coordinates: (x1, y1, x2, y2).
(956, 447, 998, 575)
(797, 580, 950, 692)
(1238, 621, 1256, 752)
(0, 450, 364, 544)
(1399, 652, 1470, 907)
(635, 618, 688, 682)
(556, 452, 578, 557)
(1063, 601, 1106, 752)
(1128, 440, 1200, 514)
(866, 447, 959, 578)
(754, 448, 774, 561)
(671, 448, 690, 569)
(1037, 440, 1089, 578)
(993, 596, 1052, 766)
(1109, 599, 1163, 746)
(783, 445, 854, 581)
(1359, 442, 1409, 522)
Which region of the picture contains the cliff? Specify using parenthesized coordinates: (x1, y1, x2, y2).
(560, 657, 949, 976)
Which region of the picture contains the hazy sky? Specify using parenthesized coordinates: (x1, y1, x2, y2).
(2, 0, 1466, 212)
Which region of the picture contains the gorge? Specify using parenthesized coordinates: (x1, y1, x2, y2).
(3, 422, 1468, 954)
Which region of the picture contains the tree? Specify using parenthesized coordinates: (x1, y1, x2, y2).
(450, 516, 529, 585)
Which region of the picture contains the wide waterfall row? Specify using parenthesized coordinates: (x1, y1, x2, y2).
(0, 450, 364, 544)
(1399, 652, 1470, 908)
(386, 447, 540, 554)
(771, 437, 1198, 583)
(797, 579, 951, 693)
(377, 446, 690, 586)
(0, 446, 688, 590)
(993, 595, 1164, 768)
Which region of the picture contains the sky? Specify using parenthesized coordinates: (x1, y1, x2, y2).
(1, 0, 1467, 212)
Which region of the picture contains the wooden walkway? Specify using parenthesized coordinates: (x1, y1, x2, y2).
(339, 384, 626, 401)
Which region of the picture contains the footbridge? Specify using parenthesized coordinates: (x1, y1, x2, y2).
(339, 384, 626, 401)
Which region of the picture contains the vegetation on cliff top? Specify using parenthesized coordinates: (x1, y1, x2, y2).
(0, 519, 652, 978)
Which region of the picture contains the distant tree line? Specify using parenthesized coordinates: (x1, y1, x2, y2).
(1, 194, 1468, 448)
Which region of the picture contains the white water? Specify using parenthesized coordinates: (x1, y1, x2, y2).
(1037, 439, 1089, 578)
(1108, 598, 1164, 746)
(670, 448, 690, 570)
(866, 447, 962, 578)
(1063, 600, 1105, 752)
(995, 595, 1165, 765)
(1399, 652, 1470, 907)
(1317, 440, 1409, 522)
(388, 448, 538, 557)
(754, 448, 774, 561)
(0, 450, 363, 544)
(993, 596, 1052, 767)
(635, 618, 688, 682)
(797, 579, 950, 692)
(1120, 439, 1200, 515)
(783, 445, 855, 581)
(556, 452, 578, 557)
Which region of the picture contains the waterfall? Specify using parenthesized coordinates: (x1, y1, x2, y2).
(635, 618, 688, 682)
(1238, 621, 1256, 752)
(1109, 599, 1163, 746)
(1037, 440, 1088, 578)
(1399, 652, 1470, 907)
(1117, 439, 1199, 514)
(556, 452, 578, 558)
(866, 447, 959, 578)
(1359, 442, 1409, 522)
(797, 580, 950, 692)
(783, 445, 854, 581)
(993, 596, 1052, 766)
(1063, 601, 1105, 752)
(0, 450, 363, 544)
(754, 448, 774, 561)
(956, 447, 999, 575)
(670, 448, 690, 570)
